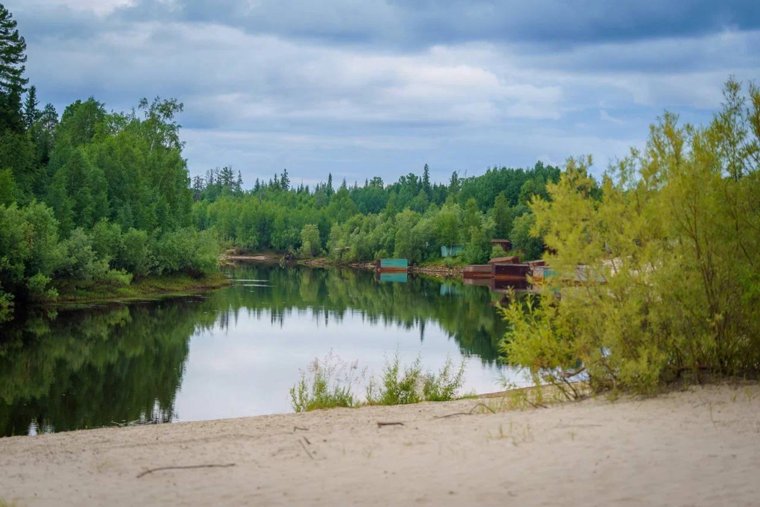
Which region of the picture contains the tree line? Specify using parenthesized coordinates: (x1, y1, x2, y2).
(191, 162, 560, 264)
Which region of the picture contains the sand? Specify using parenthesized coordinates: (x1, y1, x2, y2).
(1, 384, 759, 506)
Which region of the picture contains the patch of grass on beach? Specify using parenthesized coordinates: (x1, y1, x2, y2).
(290, 354, 360, 412)
(290, 354, 466, 412)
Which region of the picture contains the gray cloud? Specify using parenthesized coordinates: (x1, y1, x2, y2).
(7, 0, 760, 184)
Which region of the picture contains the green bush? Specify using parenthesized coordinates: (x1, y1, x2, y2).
(153, 228, 219, 277)
(290, 356, 357, 412)
(367, 355, 467, 405)
(367, 356, 423, 405)
(422, 358, 466, 401)
(290, 355, 468, 411)
(116, 228, 153, 278)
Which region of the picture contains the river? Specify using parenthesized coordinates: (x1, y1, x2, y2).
(0, 263, 523, 436)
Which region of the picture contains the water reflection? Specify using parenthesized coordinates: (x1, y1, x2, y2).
(0, 264, 512, 436)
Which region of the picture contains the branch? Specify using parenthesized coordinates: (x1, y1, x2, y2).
(137, 463, 236, 479)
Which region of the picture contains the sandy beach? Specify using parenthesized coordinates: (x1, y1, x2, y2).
(1, 383, 758, 506)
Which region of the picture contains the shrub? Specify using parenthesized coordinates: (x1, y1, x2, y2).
(290, 355, 468, 411)
(153, 228, 219, 277)
(290, 355, 358, 412)
(422, 358, 466, 401)
(367, 355, 467, 405)
(367, 356, 423, 405)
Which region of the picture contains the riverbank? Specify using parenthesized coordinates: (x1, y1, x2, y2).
(47, 272, 231, 310)
(224, 252, 465, 279)
(1, 383, 757, 506)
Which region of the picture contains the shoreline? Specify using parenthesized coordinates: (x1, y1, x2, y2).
(31, 272, 232, 312)
(223, 252, 466, 280)
(1, 383, 758, 506)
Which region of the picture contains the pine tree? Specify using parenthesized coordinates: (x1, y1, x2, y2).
(0, 3, 28, 132)
(23, 84, 38, 129)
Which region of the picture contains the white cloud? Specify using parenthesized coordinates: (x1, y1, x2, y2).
(24, 0, 135, 16)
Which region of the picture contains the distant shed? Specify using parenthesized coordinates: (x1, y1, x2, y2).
(488, 255, 520, 264)
(490, 239, 512, 252)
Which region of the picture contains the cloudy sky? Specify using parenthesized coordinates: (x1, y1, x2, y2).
(9, 0, 760, 186)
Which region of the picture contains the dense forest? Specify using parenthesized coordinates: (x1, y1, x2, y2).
(191, 162, 559, 264)
(0, 3, 560, 323)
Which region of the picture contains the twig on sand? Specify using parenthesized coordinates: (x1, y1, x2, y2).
(434, 402, 497, 419)
(136, 463, 236, 479)
(298, 438, 315, 460)
(377, 421, 405, 428)
(293, 426, 309, 432)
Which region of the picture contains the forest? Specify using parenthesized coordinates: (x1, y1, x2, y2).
(0, 3, 559, 323)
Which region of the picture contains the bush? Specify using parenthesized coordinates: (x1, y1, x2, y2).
(422, 358, 466, 401)
(290, 355, 358, 412)
(367, 356, 423, 405)
(116, 228, 153, 278)
(290, 355, 468, 411)
(367, 355, 467, 405)
(153, 228, 219, 277)
(298, 223, 321, 258)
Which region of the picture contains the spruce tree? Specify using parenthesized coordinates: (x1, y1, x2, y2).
(0, 3, 28, 132)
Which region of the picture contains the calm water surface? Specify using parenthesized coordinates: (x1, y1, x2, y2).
(0, 264, 523, 436)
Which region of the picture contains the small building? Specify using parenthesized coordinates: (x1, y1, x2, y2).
(376, 258, 409, 273)
(440, 245, 464, 258)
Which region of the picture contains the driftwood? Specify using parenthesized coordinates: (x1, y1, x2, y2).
(434, 402, 497, 419)
(376, 421, 404, 428)
(298, 438, 315, 460)
(136, 463, 236, 478)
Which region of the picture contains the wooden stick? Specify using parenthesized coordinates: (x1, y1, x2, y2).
(377, 421, 404, 428)
(137, 463, 235, 479)
(298, 438, 315, 460)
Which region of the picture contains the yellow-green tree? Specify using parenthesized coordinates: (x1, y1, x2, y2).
(503, 79, 760, 394)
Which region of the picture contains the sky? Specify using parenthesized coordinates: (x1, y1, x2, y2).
(9, 0, 760, 187)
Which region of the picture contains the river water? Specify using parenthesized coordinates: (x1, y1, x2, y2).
(0, 264, 523, 436)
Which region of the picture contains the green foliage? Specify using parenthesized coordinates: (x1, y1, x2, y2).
(367, 355, 467, 405)
(194, 160, 558, 265)
(290, 355, 357, 412)
(0, 167, 15, 205)
(290, 352, 469, 412)
(503, 79, 760, 394)
(0, 3, 28, 133)
(367, 356, 423, 405)
(509, 213, 544, 261)
(153, 228, 219, 277)
(298, 223, 322, 258)
(422, 358, 466, 401)
(0, 202, 64, 317)
(0, 290, 12, 322)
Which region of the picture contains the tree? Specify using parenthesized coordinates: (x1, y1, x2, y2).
(23, 85, 38, 130)
(492, 192, 513, 238)
(422, 163, 431, 195)
(503, 80, 760, 395)
(0, 3, 27, 132)
(299, 224, 322, 258)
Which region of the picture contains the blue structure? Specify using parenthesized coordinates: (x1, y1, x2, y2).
(440, 245, 464, 258)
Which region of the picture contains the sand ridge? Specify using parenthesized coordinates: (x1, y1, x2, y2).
(1, 384, 759, 506)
